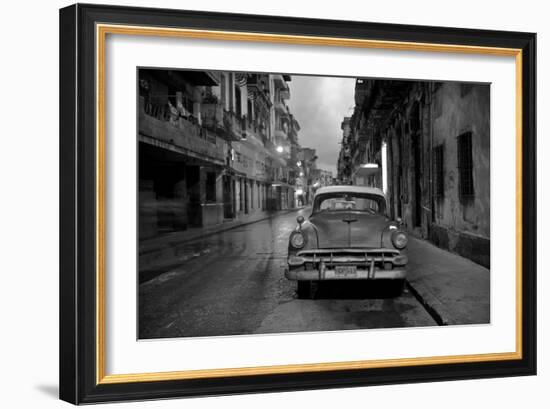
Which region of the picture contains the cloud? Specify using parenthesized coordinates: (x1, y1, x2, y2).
(287, 75, 356, 176)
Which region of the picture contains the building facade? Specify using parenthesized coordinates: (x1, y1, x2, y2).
(295, 147, 319, 205)
(311, 168, 334, 188)
(139, 69, 301, 239)
(337, 79, 490, 267)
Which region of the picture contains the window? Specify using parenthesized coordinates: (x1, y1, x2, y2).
(205, 172, 216, 202)
(457, 132, 474, 198)
(314, 193, 384, 214)
(433, 145, 444, 197)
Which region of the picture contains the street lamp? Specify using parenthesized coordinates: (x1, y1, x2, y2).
(276, 145, 284, 153)
(296, 160, 302, 167)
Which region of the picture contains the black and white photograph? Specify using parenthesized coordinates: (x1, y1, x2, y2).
(137, 69, 490, 339)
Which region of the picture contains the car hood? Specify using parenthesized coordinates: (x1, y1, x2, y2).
(309, 211, 389, 249)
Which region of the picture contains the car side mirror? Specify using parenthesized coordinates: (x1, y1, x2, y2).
(297, 215, 305, 226)
(396, 217, 403, 226)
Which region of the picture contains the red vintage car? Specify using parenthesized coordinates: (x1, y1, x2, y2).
(285, 186, 408, 298)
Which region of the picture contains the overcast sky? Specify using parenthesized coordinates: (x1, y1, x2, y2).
(287, 75, 356, 175)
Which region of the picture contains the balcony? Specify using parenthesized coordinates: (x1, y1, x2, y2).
(139, 99, 225, 164)
(203, 103, 248, 142)
(273, 74, 291, 89)
(280, 88, 290, 100)
(201, 103, 224, 133)
(241, 117, 266, 147)
(223, 110, 246, 141)
(274, 127, 288, 141)
(263, 136, 276, 152)
(288, 129, 298, 144)
(272, 74, 286, 87)
(274, 100, 287, 115)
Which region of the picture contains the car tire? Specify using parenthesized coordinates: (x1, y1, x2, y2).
(297, 281, 311, 299)
(389, 279, 405, 297)
(297, 280, 318, 299)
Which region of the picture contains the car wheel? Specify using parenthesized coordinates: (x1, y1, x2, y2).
(389, 279, 405, 297)
(297, 281, 311, 299)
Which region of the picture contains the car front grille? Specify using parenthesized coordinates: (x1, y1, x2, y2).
(295, 248, 405, 268)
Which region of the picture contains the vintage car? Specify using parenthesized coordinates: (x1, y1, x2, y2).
(285, 186, 409, 298)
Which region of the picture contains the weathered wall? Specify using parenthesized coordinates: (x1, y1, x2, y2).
(382, 82, 490, 267)
(432, 83, 490, 238)
(430, 82, 490, 267)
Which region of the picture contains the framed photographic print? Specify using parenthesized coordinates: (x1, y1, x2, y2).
(59, 3, 536, 404)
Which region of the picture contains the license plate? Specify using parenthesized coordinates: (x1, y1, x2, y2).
(335, 265, 357, 277)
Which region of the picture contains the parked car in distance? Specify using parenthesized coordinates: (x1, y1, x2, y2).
(285, 186, 408, 299)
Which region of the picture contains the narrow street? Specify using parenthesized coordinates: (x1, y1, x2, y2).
(139, 209, 437, 339)
(137, 70, 492, 341)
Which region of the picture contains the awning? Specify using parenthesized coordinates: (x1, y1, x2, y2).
(147, 69, 220, 86)
(178, 70, 220, 86)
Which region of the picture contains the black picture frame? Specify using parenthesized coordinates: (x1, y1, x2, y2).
(59, 3, 536, 404)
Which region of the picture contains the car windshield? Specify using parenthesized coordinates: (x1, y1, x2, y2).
(313, 193, 385, 215)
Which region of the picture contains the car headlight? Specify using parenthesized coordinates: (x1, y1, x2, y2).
(391, 230, 408, 249)
(290, 232, 306, 249)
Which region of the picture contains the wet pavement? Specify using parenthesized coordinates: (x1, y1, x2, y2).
(139, 208, 438, 339)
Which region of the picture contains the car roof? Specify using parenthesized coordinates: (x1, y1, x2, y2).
(314, 185, 385, 197)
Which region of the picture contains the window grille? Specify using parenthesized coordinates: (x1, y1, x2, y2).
(457, 132, 474, 198)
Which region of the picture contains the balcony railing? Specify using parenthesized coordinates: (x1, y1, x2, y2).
(288, 130, 298, 144)
(200, 102, 246, 142)
(274, 128, 288, 141)
(201, 103, 224, 133)
(139, 97, 225, 163)
(274, 99, 287, 114)
(263, 136, 275, 152)
(223, 110, 246, 141)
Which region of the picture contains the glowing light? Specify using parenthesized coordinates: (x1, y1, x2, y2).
(297, 161, 302, 167)
(276, 145, 284, 153)
(299, 171, 304, 177)
(382, 142, 388, 194)
(296, 189, 304, 195)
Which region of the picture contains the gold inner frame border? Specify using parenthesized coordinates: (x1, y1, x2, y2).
(95, 23, 523, 385)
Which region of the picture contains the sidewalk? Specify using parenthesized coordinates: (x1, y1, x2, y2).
(406, 236, 490, 326)
(139, 208, 299, 282)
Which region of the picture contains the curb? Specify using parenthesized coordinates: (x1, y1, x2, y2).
(405, 280, 448, 326)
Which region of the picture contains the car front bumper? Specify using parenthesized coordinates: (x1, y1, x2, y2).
(285, 247, 407, 281)
(285, 266, 406, 281)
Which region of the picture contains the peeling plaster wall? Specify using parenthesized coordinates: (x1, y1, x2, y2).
(431, 82, 490, 266)
(382, 81, 490, 267)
